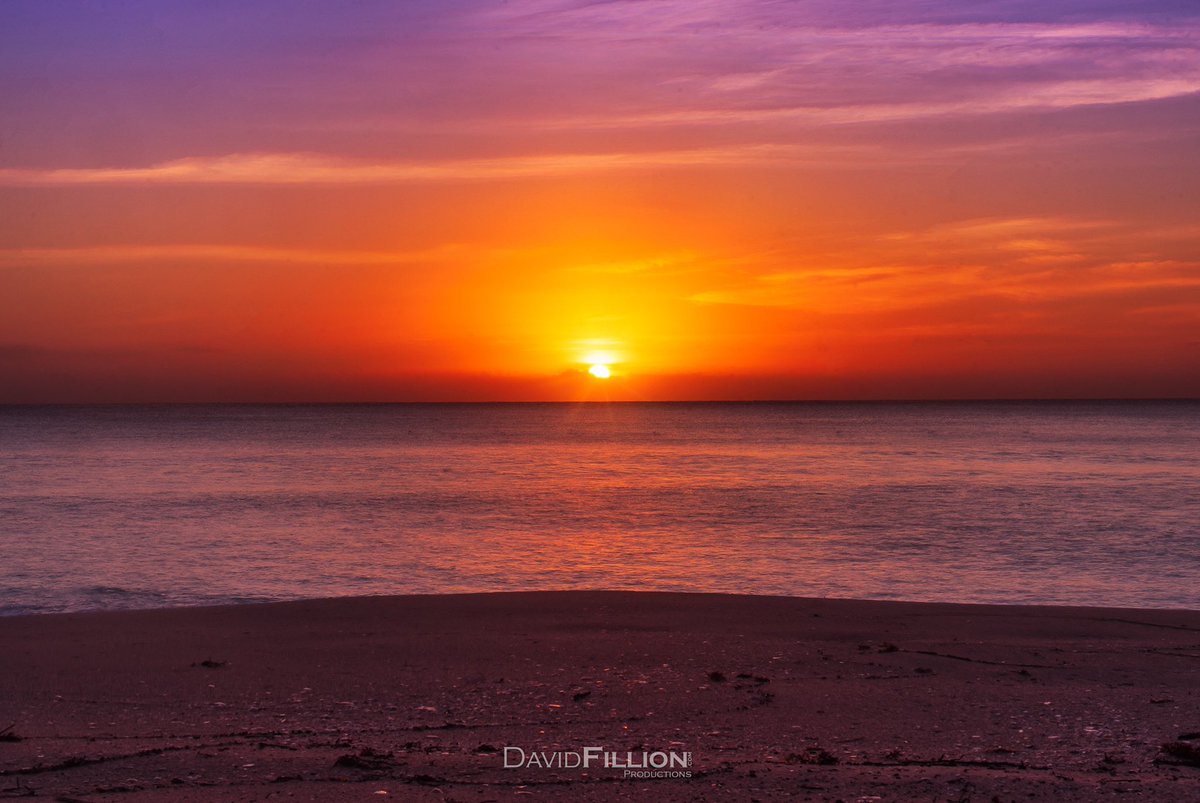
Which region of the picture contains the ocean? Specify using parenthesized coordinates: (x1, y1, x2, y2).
(1, 402, 1197, 615)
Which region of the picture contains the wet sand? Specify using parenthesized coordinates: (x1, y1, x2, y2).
(1, 591, 1199, 801)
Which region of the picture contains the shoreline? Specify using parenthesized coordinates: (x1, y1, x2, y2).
(7, 588, 1200, 621)
(2, 590, 1199, 799)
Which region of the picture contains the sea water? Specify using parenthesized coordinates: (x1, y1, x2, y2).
(1, 401, 1197, 614)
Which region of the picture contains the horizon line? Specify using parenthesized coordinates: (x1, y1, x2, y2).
(2, 397, 1197, 408)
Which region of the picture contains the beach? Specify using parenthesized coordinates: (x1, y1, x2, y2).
(1, 591, 1198, 801)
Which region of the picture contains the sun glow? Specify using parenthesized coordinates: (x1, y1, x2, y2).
(578, 345, 622, 380)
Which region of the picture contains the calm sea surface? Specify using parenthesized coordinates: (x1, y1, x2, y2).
(1, 402, 1197, 614)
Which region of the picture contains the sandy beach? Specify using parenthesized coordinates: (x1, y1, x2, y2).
(1, 591, 1199, 801)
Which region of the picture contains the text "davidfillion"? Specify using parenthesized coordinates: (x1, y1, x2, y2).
(503, 746, 693, 778)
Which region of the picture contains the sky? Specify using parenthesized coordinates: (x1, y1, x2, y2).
(1, 0, 1197, 402)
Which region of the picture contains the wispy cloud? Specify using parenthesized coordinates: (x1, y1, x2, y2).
(0, 243, 465, 266)
(687, 217, 1200, 317)
(456, 5, 1200, 133)
(0, 146, 831, 186)
(529, 79, 1200, 132)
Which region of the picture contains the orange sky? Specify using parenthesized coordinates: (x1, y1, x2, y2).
(1, 1, 1198, 401)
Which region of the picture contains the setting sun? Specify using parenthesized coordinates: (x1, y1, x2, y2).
(588, 364, 612, 379)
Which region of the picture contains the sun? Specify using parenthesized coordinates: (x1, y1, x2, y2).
(577, 344, 621, 379)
